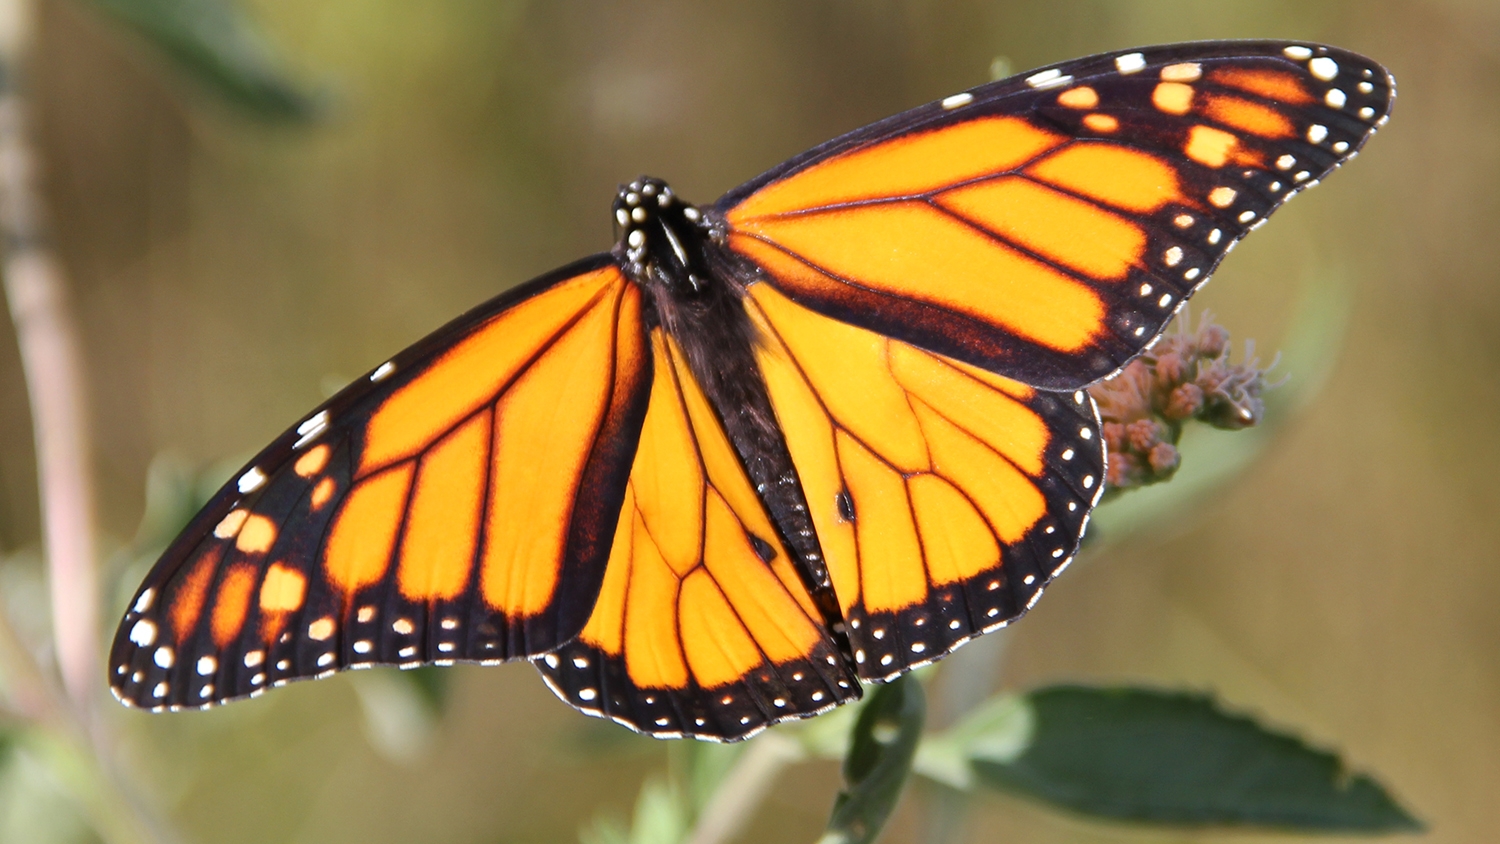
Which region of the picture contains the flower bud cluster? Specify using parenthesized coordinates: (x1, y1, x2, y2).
(1090, 315, 1270, 493)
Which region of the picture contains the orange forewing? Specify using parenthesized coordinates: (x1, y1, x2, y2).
(111, 258, 651, 710)
(721, 44, 1393, 390)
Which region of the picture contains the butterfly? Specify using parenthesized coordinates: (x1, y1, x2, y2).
(110, 41, 1392, 740)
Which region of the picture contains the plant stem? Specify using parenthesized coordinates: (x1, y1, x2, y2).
(684, 733, 806, 844)
(0, 0, 99, 720)
(0, 2, 179, 843)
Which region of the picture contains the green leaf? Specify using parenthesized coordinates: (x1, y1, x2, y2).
(82, 0, 319, 119)
(972, 685, 1422, 832)
(820, 676, 925, 844)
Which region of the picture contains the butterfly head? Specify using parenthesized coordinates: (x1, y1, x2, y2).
(613, 177, 713, 295)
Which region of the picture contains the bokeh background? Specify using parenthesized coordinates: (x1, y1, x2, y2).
(0, 0, 1495, 842)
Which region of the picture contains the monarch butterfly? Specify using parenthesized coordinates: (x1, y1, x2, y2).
(111, 41, 1392, 740)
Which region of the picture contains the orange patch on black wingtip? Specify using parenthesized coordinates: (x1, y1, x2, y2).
(1082, 113, 1118, 133)
(1152, 82, 1194, 115)
(311, 477, 336, 510)
(257, 562, 307, 643)
(1209, 67, 1315, 105)
(169, 546, 221, 643)
(1185, 125, 1238, 168)
(210, 563, 258, 647)
(1200, 92, 1296, 139)
(294, 445, 330, 478)
(1056, 86, 1098, 109)
(235, 514, 277, 554)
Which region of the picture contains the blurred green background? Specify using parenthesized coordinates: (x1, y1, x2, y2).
(0, 0, 1494, 842)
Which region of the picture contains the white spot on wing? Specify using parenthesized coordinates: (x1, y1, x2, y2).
(1283, 46, 1313, 60)
(237, 467, 267, 494)
(129, 619, 156, 647)
(370, 362, 396, 382)
(133, 588, 155, 613)
(297, 411, 329, 437)
(941, 92, 974, 109)
(1309, 57, 1339, 81)
(1114, 52, 1146, 74)
(1026, 68, 1071, 89)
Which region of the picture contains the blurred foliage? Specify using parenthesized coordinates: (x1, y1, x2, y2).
(79, 0, 318, 119)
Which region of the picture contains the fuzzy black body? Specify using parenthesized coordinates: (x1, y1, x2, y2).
(611, 177, 855, 668)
